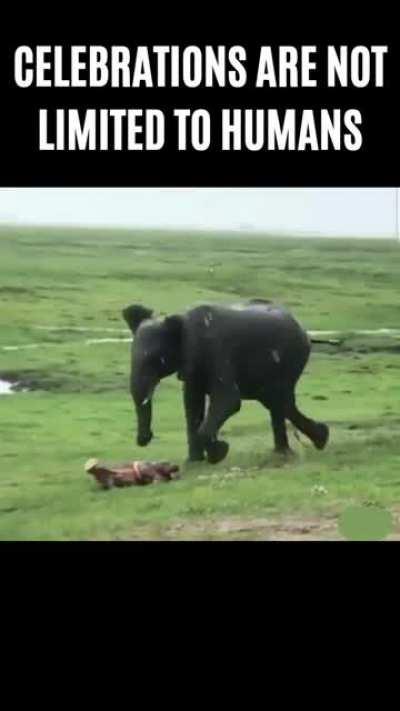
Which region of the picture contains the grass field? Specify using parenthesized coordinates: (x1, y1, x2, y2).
(0, 225, 400, 540)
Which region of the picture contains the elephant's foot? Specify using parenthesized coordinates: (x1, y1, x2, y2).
(206, 440, 229, 464)
(186, 438, 206, 463)
(137, 430, 153, 447)
(312, 423, 329, 450)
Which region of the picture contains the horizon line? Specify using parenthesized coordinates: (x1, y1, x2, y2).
(0, 222, 395, 240)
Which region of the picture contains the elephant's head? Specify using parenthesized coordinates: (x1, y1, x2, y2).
(122, 304, 183, 447)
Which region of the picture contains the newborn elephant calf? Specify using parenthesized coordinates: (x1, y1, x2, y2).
(86, 458, 180, 489)
(122, 300, 329, 464)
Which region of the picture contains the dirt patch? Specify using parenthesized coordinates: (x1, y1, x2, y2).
(163, 516, 340, 541)
(121, 510, 400, 541)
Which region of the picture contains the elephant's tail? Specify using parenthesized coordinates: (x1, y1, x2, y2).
(310, 338, 342, 346)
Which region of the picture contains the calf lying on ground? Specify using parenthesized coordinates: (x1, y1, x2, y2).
(85, 458, 180, 489)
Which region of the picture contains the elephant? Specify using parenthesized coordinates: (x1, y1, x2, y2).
(122, 299, 329, 464)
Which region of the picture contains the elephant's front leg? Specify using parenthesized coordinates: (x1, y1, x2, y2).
(269, 402, 293, 455)
(197, 383, 241, 464)
(183, 381, 206, 462)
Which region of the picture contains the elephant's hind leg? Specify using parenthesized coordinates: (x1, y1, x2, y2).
(285, 396, 329, 450)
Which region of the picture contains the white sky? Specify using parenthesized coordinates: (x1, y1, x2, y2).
(0, 188, 397, 237)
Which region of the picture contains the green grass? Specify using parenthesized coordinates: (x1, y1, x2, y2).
(0, 225, 399, 540)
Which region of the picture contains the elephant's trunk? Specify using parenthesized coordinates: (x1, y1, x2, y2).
(132, 376, 158, 446)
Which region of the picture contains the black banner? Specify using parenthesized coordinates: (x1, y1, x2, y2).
(0, 31, 398, 187)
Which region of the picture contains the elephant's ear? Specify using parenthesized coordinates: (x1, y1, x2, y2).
(165, 315, 184, 379)
(122, 304, 153, 334)
(164, 314, 183, 343)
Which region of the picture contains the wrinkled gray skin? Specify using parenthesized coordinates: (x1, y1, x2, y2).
(122, 300, 329, 464)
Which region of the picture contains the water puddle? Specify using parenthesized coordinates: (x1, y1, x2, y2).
(0, 375, 31, 394)
(0, 378, 17, 395)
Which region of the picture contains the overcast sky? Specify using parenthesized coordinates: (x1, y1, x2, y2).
(0, 188, 397, 237)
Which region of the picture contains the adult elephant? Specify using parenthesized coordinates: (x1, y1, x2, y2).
(122, 300, 329, 464)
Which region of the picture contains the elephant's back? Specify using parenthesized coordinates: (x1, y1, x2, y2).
(182, 302, 310, 389)
(234, 304, 310, 357)
(229, 304, 311, 386)
(185, 302, 310, 354)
